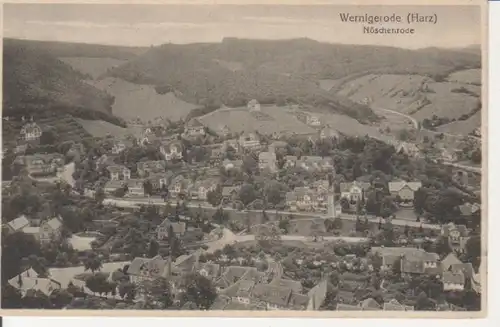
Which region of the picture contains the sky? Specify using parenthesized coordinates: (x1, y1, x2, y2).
(3, 4, 481, 49)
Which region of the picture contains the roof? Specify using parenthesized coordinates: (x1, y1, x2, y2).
(270, 278, 303, 293)
(258, 151, 276, 161)
(137, 160, 165, 172)
(251, 284, 292, 307)
(186, 118, 204, 128)
(400, 257, 425, 274)
(360, 298, 382, 310)
(7, 215, 30, 232)
(442, 223, 469, 237)
(442, 271, 465, 285)
(336, 290, 355, 303)
(383, 299, 414, 311)
(157, 218, 186, 235)
(106, 165, 129, 173)
(222, 159, 243, 167)
(450, 263, 474, 279)
(20, 122, 42, 134)
(127, 255, 170, 278)
(124, 179, 145, 189)
(372, 247, 438, 264)
(388, 181, 422, 193)
(441, 253, 463, 271)
(458, 203, 480, 216)
(8, 268, 61, 296)
(221, 266, 253, 284)
(235, 280, 256, 298)
(288, 293, 310, 309)
(104, 180, 126, 190)
(44, 216, 63, 230)
(286, 191, 298, 202)
(340, 181, 371, 193)
(307, 279, 328, 310)
(199, 263, 221, 279)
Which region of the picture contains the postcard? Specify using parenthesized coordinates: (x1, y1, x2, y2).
(0, 0, 487, 318)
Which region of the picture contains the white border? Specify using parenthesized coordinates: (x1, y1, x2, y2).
(2, 0, 498, 325)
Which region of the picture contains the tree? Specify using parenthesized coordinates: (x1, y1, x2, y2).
(94, 187, 105, 205)
(83, 251, 103, 274)
(465, 236, 481, 267)
(143, 179, 154, 197)
(207, 186, 223, 207)
(22, 289, 52, 309)
(238, 184, 257, 206)
(1, 284, 23, 308)
(118, 281, 136, 301)
(181, 273, 217, 310)
(264, 181, 288, 206)
(148, 240, 160, 258)
(141, 277, 173, 309)
(40, 129, 58, 145)
(278, 218, 290, 234)
(340, 197, 350, 211)
(85, 273, 110, 295)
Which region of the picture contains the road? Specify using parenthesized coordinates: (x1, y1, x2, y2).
(102, 196, 441, 230)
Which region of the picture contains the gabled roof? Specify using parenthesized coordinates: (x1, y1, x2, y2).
(199, 263, 221, 279)
(450, 263, 474, 279)
(44, 216, 62, 230)
(442, 223, 469, 237)
(458, 203, 480, 216)
(251, 284, 292, 307)
(442, 271, 465, 285)
(270, 278, 303, 294)
(340, 181, 371, 193)
(388, 181, 422, 193)
(383, 299, 414, 311)
(6, 215, 30, 232)
(307, 279, 328, 310)
(288, 292, 310, 309)
(222, 186, 241, 197)
(336, 290, 355, 303)
(127, 255, 170, 278)
(359, 298, 382, 310)
(157, 218, 186, 235)
(441, 253, 463, 271)
(106, 165, 129, 173)
(137, 160, 165, 171)
(186, 118, 204, 128)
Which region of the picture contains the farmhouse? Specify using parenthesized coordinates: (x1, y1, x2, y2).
(184, 119, 206, 138)
(388, 181, 422, 202)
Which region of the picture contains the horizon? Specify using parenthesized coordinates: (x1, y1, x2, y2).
(3, 4, 481, 50)
(4, 36, 481, 52)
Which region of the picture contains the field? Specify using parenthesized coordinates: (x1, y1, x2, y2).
(87, 77, 201, 122)
(198, 106, 317, 136)
(436, 111, 481, 135)
(75, 118, 130, 138)
(59, 57, 128, 79)
(334, 73, 481, 123)
(447, 68, 482, 85)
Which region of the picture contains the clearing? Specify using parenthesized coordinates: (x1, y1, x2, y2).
(75, 118, 130, 138)
(88, 77, 201, 123)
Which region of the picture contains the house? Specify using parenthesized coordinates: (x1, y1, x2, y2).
(8, 268, 61, 296)
(388, 181, 422, 202)
(442, 271, 465, 291)
(106, 165, 131, 181)
(238, 133, 261, 151)
(217, 124, 231, 137)
(258, 151, 277, 173)
(160, 141, 183, 161)
(442, 148, 458, 162)
(136, 160, 165, 177)
(247, 99, 261, 112)
(4, 215, 30, 233)
(383, 299, 414, 311)
(104, 180, 126, 194)
(13, 153, 65, 176)
(441, 222, 470, 253)
(20, 122, 43, 141)
(296, 112, 321, 127)
(319, 125, 339, 140)
(269, 278, 303, 294)
(286, 187, 319, 212)
(191, 178, 219, 201)
(168, 175, 193, 199)
(38, 216, 63, 244)
(284, 156, 298, 168)
(454, 170, 469, 186)
(286, 191, 299, 211)
(199, 263, 221, 281)
(371, 247, 439, 274)
(224, 139, 241, 153)
(127, 255, 172, 284)
(250, 283, 307, 310)
(123, 179, 145, 197)
(184, 119, 206, 138)
(340, 181, 371, 204)
(148, 172, 171, 190)
(395, 142, 421, 158)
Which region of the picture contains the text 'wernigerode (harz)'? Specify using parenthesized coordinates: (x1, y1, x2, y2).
(339, 12, 438, 35)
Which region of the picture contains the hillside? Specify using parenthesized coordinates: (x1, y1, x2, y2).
(59, 57, 128, 79)
(4, 38, 147, 60)
(107, 38, 401, 124)
(2, 39, 128, 128)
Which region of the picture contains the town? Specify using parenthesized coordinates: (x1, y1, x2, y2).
(1, 98, 482, 311)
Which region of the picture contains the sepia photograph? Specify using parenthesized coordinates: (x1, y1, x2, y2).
(0, 1, 486, 316)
